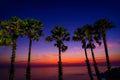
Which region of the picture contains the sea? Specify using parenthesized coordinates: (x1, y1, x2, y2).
(0, 65, 119, 80)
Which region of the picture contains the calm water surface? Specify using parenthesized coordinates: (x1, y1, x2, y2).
(0, 66, 119, 80)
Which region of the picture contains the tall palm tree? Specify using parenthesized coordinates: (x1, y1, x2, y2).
(24, 19, 43, 80)
(46, 26, 70, 80)
(94, 18, 115, 72)
(0, 16, 24, 80)
(83, 24, 101, 80)
(73, 27, 93, 80)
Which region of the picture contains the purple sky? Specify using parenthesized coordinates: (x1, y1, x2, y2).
(0, 0, 120, 64)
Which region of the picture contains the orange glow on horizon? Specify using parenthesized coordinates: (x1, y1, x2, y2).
(1, 51, 120, 65)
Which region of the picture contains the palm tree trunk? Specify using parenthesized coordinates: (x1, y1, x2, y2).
(9, 38, 16, 80)
(103, 32, 111, 79)
(26, 39, 32, 80)
(90, 42, 101, 80)
(58, 46, 63, 80)
(84, 45, 93, 80)
(103, 33, 111, 71)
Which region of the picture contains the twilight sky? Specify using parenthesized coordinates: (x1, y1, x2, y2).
(0, 0, 120, 65)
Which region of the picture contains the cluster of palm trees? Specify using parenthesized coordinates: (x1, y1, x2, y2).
(0, 16, 115, 80)
(0, 16, 43, 80)
(72, 20, 114, 80)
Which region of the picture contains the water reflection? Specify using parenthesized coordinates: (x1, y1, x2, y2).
(26, 64, 31, 80)
(0, 66, 115, 80)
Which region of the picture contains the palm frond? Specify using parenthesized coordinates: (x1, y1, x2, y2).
(61, 45, 68, 52)
(45, 36, 53, 42)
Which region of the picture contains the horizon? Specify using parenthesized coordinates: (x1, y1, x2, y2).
(0, 0, 120, 71)
(0, 0, 120, 65)
(1, 60, 120, 67)
(0, 0, 120, 80)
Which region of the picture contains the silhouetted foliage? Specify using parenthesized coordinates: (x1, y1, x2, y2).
(94, 18, 115, 72)
(73, 26, 93, 80)
(0, 16, 24, 80)
(83, 24, 101, 80)
(101, 67, 120, 80)
(23, 18, 43, 80)
(46, 26, 70, 80)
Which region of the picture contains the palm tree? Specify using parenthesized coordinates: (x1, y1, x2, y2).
(73, 27, 93, 80)
(94, 18, 115, 72)
(46, 26, 70, 80)
(24, 19, 43, 80)
(0, 16, 24, 80)
(83, 24, 101, 80)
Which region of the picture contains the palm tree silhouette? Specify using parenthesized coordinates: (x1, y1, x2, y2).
(46, 26, 70, 80)
(73, 27, 93, 80)
(94, 18, 115, 72)
(24, 19, 43, 80)
(83, 24, 101, 80)
(0, 16, 24, 80)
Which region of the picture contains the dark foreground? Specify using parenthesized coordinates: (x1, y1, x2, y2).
(101, 67, 120, 80)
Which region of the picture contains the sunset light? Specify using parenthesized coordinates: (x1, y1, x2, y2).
(0, 0, 120, 80)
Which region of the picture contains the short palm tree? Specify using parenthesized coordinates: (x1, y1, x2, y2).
(94, 18, 115, 72)
(46, 26, 70, 80)
(73, 27, 93, 80)
(83, 24, 101, 80)
(0, 16, 24, 80)
(24, 18, 43, 80)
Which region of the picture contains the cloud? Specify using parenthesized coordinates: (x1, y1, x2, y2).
(50, 53, 58, 56)
(68, 46, 81, 53)
(94, 41, 120, 52)
(107, 42, 120, 48)
(72, 47, 81, 51)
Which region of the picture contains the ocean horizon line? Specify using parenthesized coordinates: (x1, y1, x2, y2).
(1, 62, 120, 69)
